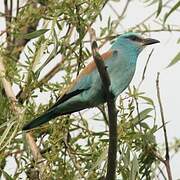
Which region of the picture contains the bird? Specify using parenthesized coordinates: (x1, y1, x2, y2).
(23, 32, 159, 130)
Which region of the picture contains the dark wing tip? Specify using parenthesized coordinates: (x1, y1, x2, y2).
(22, 123, 35, 131)
(22, 116, 44, 131)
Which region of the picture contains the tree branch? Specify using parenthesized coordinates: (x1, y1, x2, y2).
(4, 0, 12, 48)
(156, 72, 172, 180)
(89, 28, 117, 180)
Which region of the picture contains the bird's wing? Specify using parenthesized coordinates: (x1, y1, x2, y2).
(22, 50, 116, 130)
(49, 50, 114, 110)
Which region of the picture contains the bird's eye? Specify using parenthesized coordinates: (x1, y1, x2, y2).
(125, 35, 142, 42)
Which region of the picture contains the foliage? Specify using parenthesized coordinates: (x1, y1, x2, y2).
(0, 0, 180, 179)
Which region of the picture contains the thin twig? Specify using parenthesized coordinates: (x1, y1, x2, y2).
(156, 143, 180, 178)
(89, 27, 117, 180)
(83, 26, 180, 44)
(156, 72, 172, 180)
(4, 0, 11, 48)
(136, 28, 180, 33)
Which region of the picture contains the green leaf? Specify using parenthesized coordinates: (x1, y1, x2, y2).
(35, 47, 57, 78)
(132, 108, 153, 124)
(177, 38, 180, 44)
(167, 52, 180, 68)
(164, 1, 180, 23)
(139, 96, 154, 106)
(32, 37, 46, 70)
(0, 169, 14, 180)
(37, 0, 47, 6)
(156, 0, 162, 17)
(23, 29, 49, 40)
(140, 122, 150, 129)
(147, 0, 158, 6)
(130, 154, 139, 180)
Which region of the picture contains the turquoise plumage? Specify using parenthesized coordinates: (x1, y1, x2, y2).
(23, 33, 159, 130)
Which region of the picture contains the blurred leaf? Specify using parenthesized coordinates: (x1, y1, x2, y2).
(23, 29, 49, 40)
(167, 52, 180, 68)
(139, 96, 154, 106)
(35, 47, 58, 78)
(33, 28, 59, 75)
(132, 108, 153, 124)
(37, 0, 48, 6)
(0, 121, 16, 150)
(0, 169, 14, 180)
(177, 38, 180, 44)
(140, 122, 150, 129)
(156, 0, 162, 17)
(145, 0, 156, 6)
(122, 147, 130, 167)
(32, 37, 46, 70)
(130, 154, 138, 180)
(164, 1, 180, 23)
(100, 27, 107, 37)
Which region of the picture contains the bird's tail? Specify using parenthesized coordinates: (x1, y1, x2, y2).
(22, 109, 59, 131)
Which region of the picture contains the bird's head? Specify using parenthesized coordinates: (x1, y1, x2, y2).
(112, 32, 160, 54)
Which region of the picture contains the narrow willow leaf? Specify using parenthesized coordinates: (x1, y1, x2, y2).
(1, 170, 14, 180)
(35, 47, 58, 78)
(23, 29, 49, 40)
(0, 121, 20, 151)
(139, 96, 154, 106)
(32, 37, 46, 70)
(167, 52, 180, 68)
(156, 0, 162, 17)
(130, 154, 138, 180)
(164, 1, 180, 23)
(177, 38, 180, 44)
(140, 122, 150, 129)
(147, 0, 158, 6)
(132, 108, 153, 124)
(0, 121, 16, 148)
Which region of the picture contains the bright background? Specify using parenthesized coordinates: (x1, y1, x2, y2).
(0, 0, 180, 179)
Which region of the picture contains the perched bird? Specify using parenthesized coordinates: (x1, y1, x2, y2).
(23, 32, 159, 130)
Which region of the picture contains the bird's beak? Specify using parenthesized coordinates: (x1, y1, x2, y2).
(143, 38, 160, 46)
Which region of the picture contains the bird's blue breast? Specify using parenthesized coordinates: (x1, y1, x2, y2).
(106, 48, 138, 97)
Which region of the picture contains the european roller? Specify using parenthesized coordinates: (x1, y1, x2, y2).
(23, 32, 159, 130)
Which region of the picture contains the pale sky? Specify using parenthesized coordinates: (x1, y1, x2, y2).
(0, 0, 180, 179)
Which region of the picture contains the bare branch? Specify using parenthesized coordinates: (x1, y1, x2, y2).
(89, 27, 117, 180)
(156, 72, 172, 180)
(4, 0, 11, 47)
